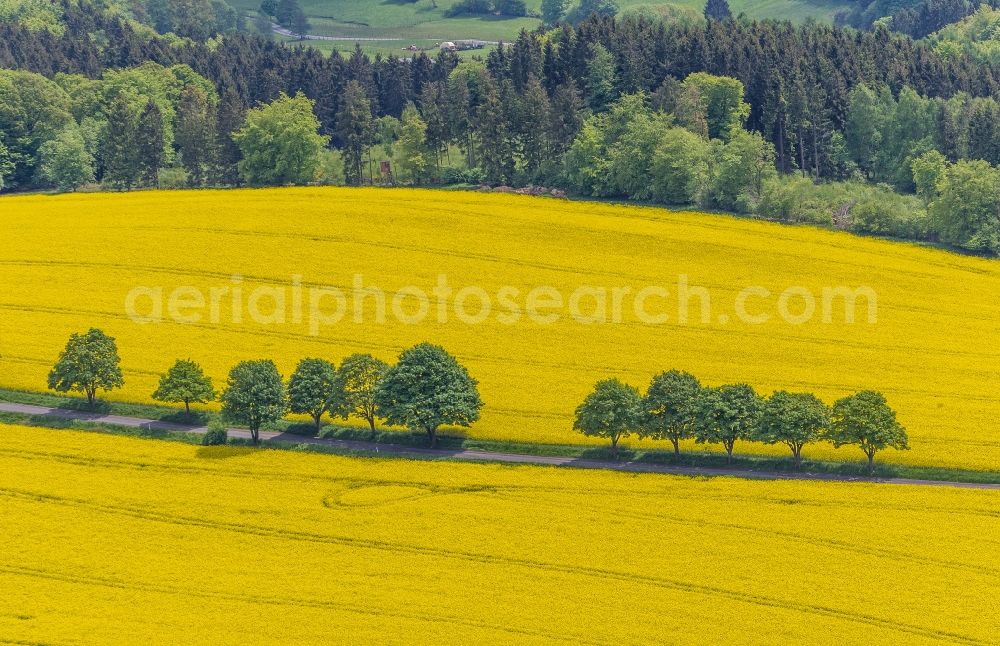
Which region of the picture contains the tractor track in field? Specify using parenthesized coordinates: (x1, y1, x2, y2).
(1, 402, 999, 490)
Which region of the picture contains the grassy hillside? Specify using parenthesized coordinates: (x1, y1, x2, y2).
(1, 424, 998, 644)
(231, 0, 854, 46)
(0, 188, 997, 470)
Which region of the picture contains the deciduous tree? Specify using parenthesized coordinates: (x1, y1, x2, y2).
(641, 370, 702, 456)
(337, 353, 389, 431)
(682, 73, 750, 141)
(37, 126, 94, 192)
(575, 378, 642, 458)
(152, 359, 215, 416)
(651, 127, 712, 205)
(375, 343, 483, 446)
(585, 43, 616, 112)
(233, 92, 330, 186)
(541, 0, 569, 25)
(694, 384, 763, 463)
(288, 358, 340, 432)
(756, 391, 830, 466)
(220, 360, 287, 444)
(830, 390, 909, 472)
(396, 103, 431, 184)
(929, 159, 1000, 253)
(47, 329, 124, 407)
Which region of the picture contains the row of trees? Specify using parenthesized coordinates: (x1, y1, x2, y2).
(574, 370, 909, 472)
(45, 329, 908, 469)
(46, 329, 483, 446)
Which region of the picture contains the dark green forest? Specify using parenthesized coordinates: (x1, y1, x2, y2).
(2, 0, 999, 254)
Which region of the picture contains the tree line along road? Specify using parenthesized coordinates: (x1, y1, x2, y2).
(1, 402, 998, 490)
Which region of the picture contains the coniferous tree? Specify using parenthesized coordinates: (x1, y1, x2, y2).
(135, 99, 165, 187)
(214, 84, 246, 186)
(704, 0, 733, 21)
(446, 69, 476, 167)
(102, 94, 140, 189)
(476, 79, 514, 184)
(176, 85, 217, 186)
(336, 80, 374, 185)
(549, 79, 584, 156)
(418, 81, 449, 171)
(516, 75, 552, 180)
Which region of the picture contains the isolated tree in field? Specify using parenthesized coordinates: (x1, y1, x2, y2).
(574, 378, 642, 458)
(233, 92, 330, 186)
(337, 81, 374, 185)
(704, 0, 732, 21)
(641, 370, 702, 456)
(287, 358, 340, 432)
(829, 390, 909, 473)
(38, 126, 94, 192)
(47, 328, 124, 407)
(259, 0, 278, 16)
(275, 0, 301, 26)
(337, 353, 389, 431)
(254, 11, 273, 37)
(220, 360, 287, 445)
(694, 384, 763, 463)
(152, 359, 215, 417)
(374, 343, 483, 447)
(756, 391, 830, 466)
(291, 7, 311, 39)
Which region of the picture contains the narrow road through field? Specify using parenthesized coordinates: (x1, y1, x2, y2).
(2, 401, 998, 489)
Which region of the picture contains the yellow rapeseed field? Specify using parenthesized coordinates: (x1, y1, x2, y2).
(0, 188, 998, 469)
(0, 424, 997, 644)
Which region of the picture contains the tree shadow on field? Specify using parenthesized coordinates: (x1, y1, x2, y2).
(51, 398, 113, 414)
(579, 447, 637, 461)
(195, 445, 258, 460)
